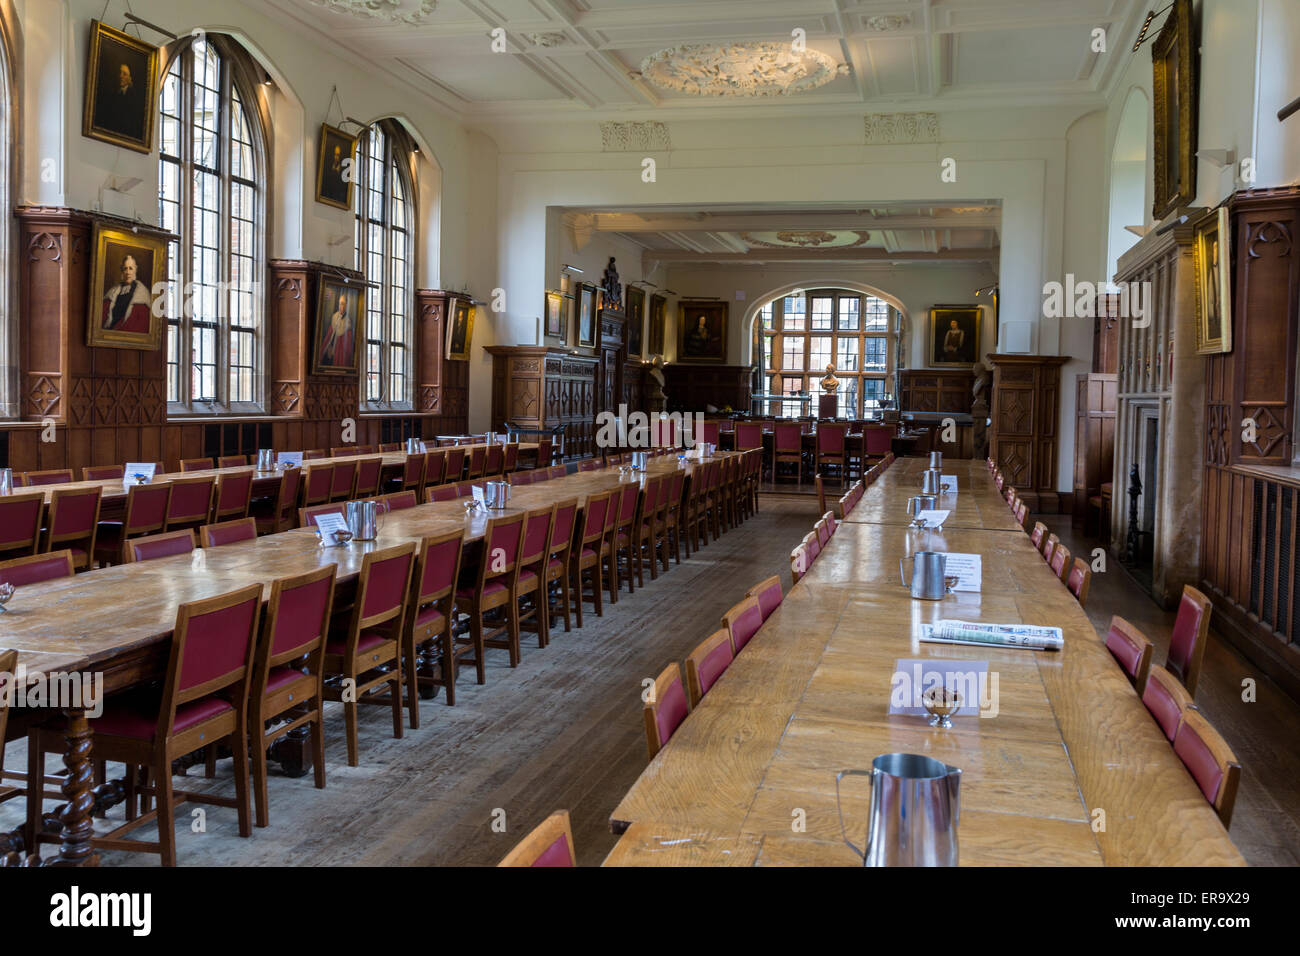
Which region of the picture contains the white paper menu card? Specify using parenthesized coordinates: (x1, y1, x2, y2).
(124, 462, 156, 483)
(314, 513, 349, 542)
(941, 553, 982, 592)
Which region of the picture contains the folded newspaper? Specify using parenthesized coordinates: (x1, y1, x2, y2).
(919, 619, 1064, 651)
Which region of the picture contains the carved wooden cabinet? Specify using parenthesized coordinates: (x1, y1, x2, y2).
(898, 369, 975, 415)
(414, 289, 470, 427)
(1072, 373, 1117, 527)
(987, 353, 1069, 513)
(486, 346, 599, 459)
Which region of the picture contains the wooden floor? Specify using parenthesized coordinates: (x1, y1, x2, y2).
(7, 491, 1299, 866)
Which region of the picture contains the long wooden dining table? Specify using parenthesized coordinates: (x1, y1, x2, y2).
(0, 451, 727, 866)
(605, 459, 1245, 866)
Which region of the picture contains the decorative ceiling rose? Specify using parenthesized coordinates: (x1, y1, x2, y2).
(525, 32, 569, 48)
(742, 230, 871, 249)
(640, 42, 848, 97)
(865, 14, 913, 31)
(306, 0, 437, 25)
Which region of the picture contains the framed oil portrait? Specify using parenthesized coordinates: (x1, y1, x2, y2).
(1152, 0, 1197, 220)
(87, 224, 168, 350)
(446, 298, 475, 361)
(315, 124, 357, 211)
(626, 285, 646, 358)
(313, 278, 362, 375)
(545, 291, 565, 339)
(928, 306, 982, 368)
(648, 294, 667, 356)
(577, 283, 597, 348)
(677, 301, 727, 363)
(1194, 207, 1232, 354)
(83, 21, 159, 153)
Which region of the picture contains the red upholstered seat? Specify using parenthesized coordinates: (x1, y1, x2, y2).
(0, 551, 75, 588)
(414, 604, 446, 630)
(93, 692, 233, 740)
(654, 672, 688, 752)
(325, 630, 390, 658)
(1104, 617, 1152, 689)
(723, 597, 764, 653)
(1173, 718, 1225, 805)
(263, 666, 308, 696)
(747, 576, 783, 622)
(1167, 586, 1211, 697)
(458, 580, 507, 601)
(1142, 666, 1188, 742)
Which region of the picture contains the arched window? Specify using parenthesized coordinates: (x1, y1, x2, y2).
(353, 122, 413, 409)
(756, 288, 899, 417)
(158, 35, 265, 413)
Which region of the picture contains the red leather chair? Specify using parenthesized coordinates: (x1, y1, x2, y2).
(498, 810, 576, 867)
(610, 481, 642, 596)
(545, 498, 579, 635)
(300, 503, 347, 528)
(88, 582, 264, 865)
(323, 542, 417, 766)
(199, 518, 257, 548)
(218, 455, 247, 468)
(210, 470, 254, 523)
(249, 564, 336, 828)
(700, 421, 721, 446)
(773, 423, 802, 487)
(1167, 585, 1212, 698)
(863, 425, 894, 462)
(721, 594, 764, 654)
(503, 442, 520, 474)
(746, 575, 784, 621)
(443, 447, 466, 483)
(685, 628, 734, 707)
(82, 464, 125, 481)
(426, 483, 463, 503)
(1172, 708, 1241, 828)
(599, 480, 624, 605)
(734, 422, 762, 452)
(405, 530, 465, 711)
(1067, 557, 1091, 607)
(0, 549, 75, 587)
(165, 476, 215, 533)
(0, 491, 45, 561)
(466, 447, 486, 480)
(455, 513, 525, 685)
(513, 504, 557, 657)
(126, 529, 196, 563)
(547, 465, 565, 480)
(1030, 521, 1048, 551)
(423, 450, 446, 491)
(251, 470, 295, 535)
(179, 458, 213, 472)
(571, 491, 612, 626)
(643, 662, 689, 759)
(816, 423, 848, 487)
(329, 459, 358, 502)
(578, 459, 600, 472)
(379, 490, 418, 511)
(299, 465, 335, 513)
(44, 487, 103, 572)
(485, 444, 504, 477)
(508, 471, 532, 486)
(24, 469, 74, 486)
(353, 457, 384, 499)
(1049, 543, 1072, 584)
(1104, 616, 1153, 692)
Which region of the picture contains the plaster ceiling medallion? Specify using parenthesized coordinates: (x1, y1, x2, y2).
(639, 42, 849, 97)
(742, 230, 871, 249)
(864, 14, 913, 32)
(306, 0, 437, 25)
(525, 32, 569, 48)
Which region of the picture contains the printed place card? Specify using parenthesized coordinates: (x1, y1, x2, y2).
(124, 462, 156, 483)
(314, 513, 349, 542)
(914, 509, 950, 527)
(941, 553, 982, 592)
(277, 451, 304, 468)
(472, 484, 486, 504)
(940, 474, 958, 494)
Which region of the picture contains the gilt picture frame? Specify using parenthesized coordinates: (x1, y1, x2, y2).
(927, 306, 982, 368)
(1152, 0, 1197, 220)
(87, 224, 168, 351)
(677, 301, 727, 364)
(82, 20, 159, 154)
(626, 285, 646, 358)
(315, 123, 357, 211)
(1194, 207, 1232, 355)
(312, 278, 362, 375)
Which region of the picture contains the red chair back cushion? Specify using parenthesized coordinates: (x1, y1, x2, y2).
(656, 675, 688, 748)
(551, 503, 577, 551)
(0, 554, 73, 587)
(169, 481, 213, 520)
(696, 640, 734, 699)
(0, 496, 43, 547)
(486, 446, 503, 472)
(444, 449, 465, 480)
(305, 505, 345, 527)
(864, 427, 893, 455)
(730, 602, 763, 652)
(331, 462, 356, 496)
(272, 574, 333, 657)
(429, 484, 460, 502)
(207, 522, 256, 547)
(530, 834, 572, 867)
(735, 423, 762, 450)
(135, 534, 194, 562)
(521, 512, 551, 563)
(178, 593, 259, 692)
(385, 491, 417, 511)
(420, 537, 462, 598)
(1168, 591, 1207, 680)
(1067, 563, 1086, 597)
(357, 458, 382, 489)
(361, 551, 414, 619)
(1142, 677, 1182, 742)
(1104, 623, 1142, 679)
(51, 491, 100, 536)
(485, 521, 523, 578)
(818, 425, 846, 453)
(1173, 719, 1224, 806)
(754, 583, 782, 621)
(215, 473, 252, 512)
(774, 424, 801, 451)
(127, 485, 171, 530)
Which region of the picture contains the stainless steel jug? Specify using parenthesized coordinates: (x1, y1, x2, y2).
(256, 449, 274, 472)
(929, 451, 943, 470)
(921, 468, 943, 494)
(0, 468, 11, 496)
(836, 753, 961, 866)
(900, 551, 948, 600)
(905, 495, 937, 519)
(406, 437, 420, 454)
(344, 500, 383, 541)
(631, 451, 649, 471)
(484, 480, 511, 509)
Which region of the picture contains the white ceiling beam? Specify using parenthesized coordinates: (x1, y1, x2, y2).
(592, 212, 1001, 232)
(644, 247, 999, 265)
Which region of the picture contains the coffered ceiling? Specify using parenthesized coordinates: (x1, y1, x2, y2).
(562, 201, 1002, 269)
(264, 0, 1148, 121)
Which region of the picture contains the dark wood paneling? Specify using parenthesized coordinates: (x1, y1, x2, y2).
(987, 353, 1070, 513)
(1073, 373, 1117, 526)
(662, 364, 752, 414)
(485, 346, 600, 459)
(898, 369, 974, 415)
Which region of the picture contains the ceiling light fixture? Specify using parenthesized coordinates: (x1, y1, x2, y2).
(561, 264, 584, 274)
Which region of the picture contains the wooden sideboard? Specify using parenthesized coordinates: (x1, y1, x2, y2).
(485, 346, 599, 459)
(987, 353, 1070, 513)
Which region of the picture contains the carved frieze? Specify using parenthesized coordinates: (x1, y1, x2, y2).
(863, 112, 940, 144)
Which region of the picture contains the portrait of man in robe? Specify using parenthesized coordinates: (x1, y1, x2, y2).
(314, 279, 362, 374)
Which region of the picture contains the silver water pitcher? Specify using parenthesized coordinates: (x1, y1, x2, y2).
(344, 500, 382, 541)
(899, 551, 948, 600)
(921, 468, 943, 495)
(256, 449, 274, 472)
(836, 754, 962, 867)
(484, 480, 510, 509)
(631, 451, 649, 471)
(905, 495, 937, 519)
(0, 468, 11, 496)
(406, 437, 420, 454)
(929, 451, 943, 470)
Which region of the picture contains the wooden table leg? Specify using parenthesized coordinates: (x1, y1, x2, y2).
(47, 706, 98, 867)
